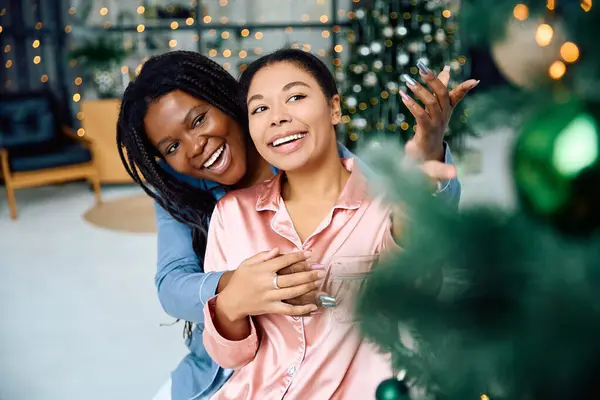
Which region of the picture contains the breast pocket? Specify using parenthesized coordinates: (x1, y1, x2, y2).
(325, 254, 380, 324)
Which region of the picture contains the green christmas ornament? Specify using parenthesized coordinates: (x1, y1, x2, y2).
(513, 99, 600, 236)
(375, 378, 409, 400)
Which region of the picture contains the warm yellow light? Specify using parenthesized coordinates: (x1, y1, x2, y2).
(103, 22, 111, 29)
(120, 65, 129, 74)
(400, 122, 409, 130)
(513, 4, 529, 21)
(68, 7, 76, 15)
(170, 21, 179, 30)
(137, 6, 145, 14)
(341, 115, 351, 123)
(302, 44, 312, 52)
(4, 45, 9, 53)
(481, 395, 490, 400)
(33, 56, 41, 64)
(254, 48, 263, 55)
(193, 34, 199, 41)
(239, 50, 248, 58)
(333, 58, 341, 66)
(349, 132, 359, 141)
(135, 64, 143, 75)
(220, 16, 228, 23)
(255, 32, 263, 39)
(285, 26, 293, 32)
(77, 128, 85, 137)
(208, 49, 218, 57)
(241, 28, 250, 37)
(220, 0, 228, 5)
(203, 16, 212, 23)
(442, 9, 452, 18)
(64, 25, 72, 33)
(535, 24, 554, 46)
(223, 62, 231, 70)
(74, 77, 83, 85)
(5, 60, 12, 68)
(301, 14, 310, 22)
(549, 60, 566, 79)
(321, 30, 330, 38)
(186, 18, 194, 25)
(560, 42, 580, 63)
(73, 93, 81, 102)
(320, 15, 329, 23)
(381, 90, 390, 99)
(581, 0, 592, 11)
(221, 31, 230, 39)
(318, 49, 326, 56)
(76, 112, 85, 120)
(223, 49, 232, 58)
(333, 25, 341, 33)
(169, 40, 177, 48)
(0, 26, 3, 33)
(334, 44, 343, 53)
(99, 7, 108, 16)
(317, 0, 326, 4)
(35, 22, 43, 29)
(40, 74, 48, 83)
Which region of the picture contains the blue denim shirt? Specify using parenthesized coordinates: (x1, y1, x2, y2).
(154, 142, 460, 400)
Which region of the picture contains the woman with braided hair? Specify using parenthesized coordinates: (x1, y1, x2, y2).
(116, 50, 477, 400)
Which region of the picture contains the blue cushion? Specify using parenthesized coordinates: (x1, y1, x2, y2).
(0, 97, 57, 148)
(10, 142, 92, 172)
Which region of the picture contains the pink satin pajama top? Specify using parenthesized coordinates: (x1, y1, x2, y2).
(202, 158, 399, 400)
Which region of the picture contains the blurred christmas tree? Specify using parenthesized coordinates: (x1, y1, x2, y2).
(351, 1, 600, 399)
(337, 0, 473, 153)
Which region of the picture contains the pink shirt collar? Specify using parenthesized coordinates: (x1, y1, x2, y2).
(255, 158, 368, 212)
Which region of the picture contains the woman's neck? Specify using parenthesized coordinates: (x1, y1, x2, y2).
(282, 144, 350, 203)
(234, 142, 274, 190)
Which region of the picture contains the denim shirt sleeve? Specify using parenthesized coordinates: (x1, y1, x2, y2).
(154, 201, 225, 323)
(337, 141, 461, 209)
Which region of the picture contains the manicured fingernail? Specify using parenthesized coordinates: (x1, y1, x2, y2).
(399, 90, 411, 102)
(443, 65, 451, 72)
(310, 311, 323, 315)
(401, 74, 417, 88)
(472, 79, 481, 88)
(303, 250, 312, 257)
(316, 271, 326, 279)
(416, 60, 430, 75)
(321, 301, 336, 308)
(311, 263, 325, 270)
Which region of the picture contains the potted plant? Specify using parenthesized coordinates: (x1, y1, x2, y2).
(69, 36, 130, 99)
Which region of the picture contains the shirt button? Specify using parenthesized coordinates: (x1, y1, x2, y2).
(287, 366, 296, 375)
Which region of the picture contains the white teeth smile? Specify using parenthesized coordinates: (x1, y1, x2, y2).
(203, 145, 225, 168)
(272, 133, 307, 147)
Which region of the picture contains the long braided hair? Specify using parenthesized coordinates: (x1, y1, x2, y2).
(116, 51, 248, 337)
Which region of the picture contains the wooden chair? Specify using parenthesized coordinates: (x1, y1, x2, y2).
(0, 90, 102, 220)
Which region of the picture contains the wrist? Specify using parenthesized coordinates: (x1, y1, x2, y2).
(216, 289, 246, 322)
(217, 271, 234, 294)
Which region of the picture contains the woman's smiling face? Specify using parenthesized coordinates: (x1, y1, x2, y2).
(144, 90, 248, 186)
(246, 62, 341, 173)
